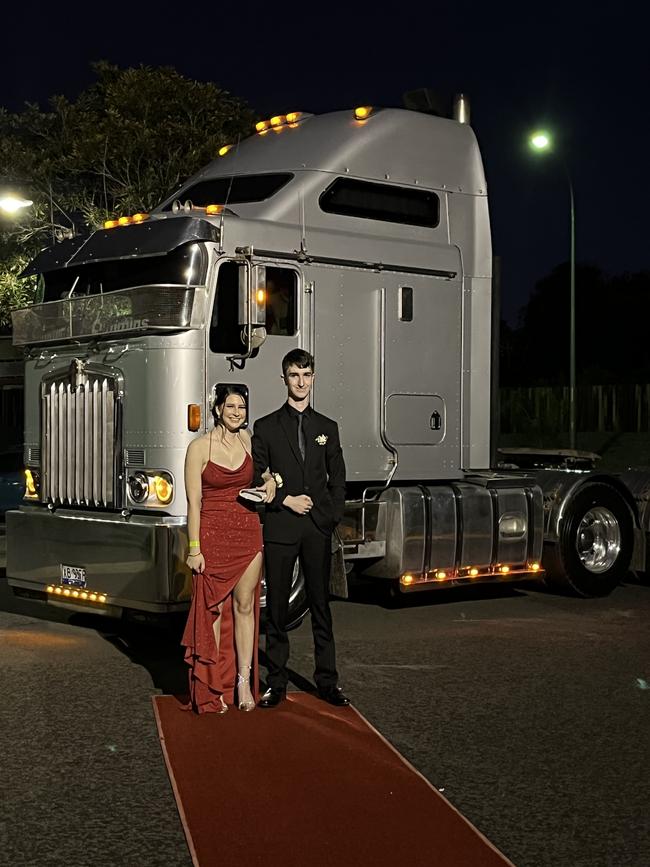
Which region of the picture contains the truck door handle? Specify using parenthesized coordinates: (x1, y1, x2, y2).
(430, 411, 441, 431)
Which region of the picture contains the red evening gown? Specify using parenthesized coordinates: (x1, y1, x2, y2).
(181, 451, 263, 713)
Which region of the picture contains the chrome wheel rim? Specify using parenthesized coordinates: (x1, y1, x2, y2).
(575, 507, 621, 573)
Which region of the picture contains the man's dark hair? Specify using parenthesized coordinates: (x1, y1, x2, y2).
(282, 348, 315, 377)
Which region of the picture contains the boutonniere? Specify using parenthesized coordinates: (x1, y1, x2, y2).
(315, 434, 328, 445)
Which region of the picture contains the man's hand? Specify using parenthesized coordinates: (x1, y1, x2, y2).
(255, 478, 277, 503)
(283, 494, 313, 515)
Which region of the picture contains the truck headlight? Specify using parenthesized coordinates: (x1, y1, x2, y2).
(152, 473, 173, 505)
(127, 470, 174, 507)
(128, 472, 149, 503)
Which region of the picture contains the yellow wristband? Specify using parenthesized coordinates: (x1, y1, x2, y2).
(189, 540, 200, 548)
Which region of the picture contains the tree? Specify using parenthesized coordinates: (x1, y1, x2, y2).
(0, 62, 254, 328)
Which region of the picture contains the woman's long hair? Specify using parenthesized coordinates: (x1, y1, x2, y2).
(211, 384, 248, 444)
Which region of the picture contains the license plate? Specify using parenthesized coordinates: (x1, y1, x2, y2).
(60, 564, 87, 587)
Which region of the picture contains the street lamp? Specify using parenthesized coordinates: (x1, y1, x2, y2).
(528, 129, 576, 450)
(0, 194, 33, 214)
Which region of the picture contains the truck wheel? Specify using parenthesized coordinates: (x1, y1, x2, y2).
(545, 483, 633, 597)
(260, 560, 308, 630)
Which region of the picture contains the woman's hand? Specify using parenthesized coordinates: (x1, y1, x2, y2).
(186, 552, 205, 573)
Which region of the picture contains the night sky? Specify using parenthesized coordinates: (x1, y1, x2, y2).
(2, 2, 647, 323)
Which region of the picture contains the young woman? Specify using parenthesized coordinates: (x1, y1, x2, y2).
(181, 385, 276, 713)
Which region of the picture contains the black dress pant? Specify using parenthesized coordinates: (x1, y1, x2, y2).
(264, 519, 338, 690)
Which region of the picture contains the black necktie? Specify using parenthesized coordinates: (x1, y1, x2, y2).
(297, 413, 306, 460)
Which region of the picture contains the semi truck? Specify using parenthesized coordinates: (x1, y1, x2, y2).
(6, 98, 646, 624)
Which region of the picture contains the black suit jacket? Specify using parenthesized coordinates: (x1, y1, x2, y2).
(252, 404, 346, 543)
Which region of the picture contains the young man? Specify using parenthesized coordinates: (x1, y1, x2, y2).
(252, 348, 350, 707)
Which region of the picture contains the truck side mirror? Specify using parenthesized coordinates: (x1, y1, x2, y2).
(238, 264, 267, 327)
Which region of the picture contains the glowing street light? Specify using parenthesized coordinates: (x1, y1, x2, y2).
(528, 128, 577, 450)
(0, 195, 34, 214)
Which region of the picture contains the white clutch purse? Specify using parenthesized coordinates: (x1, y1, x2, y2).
(239, 488, 266, 503)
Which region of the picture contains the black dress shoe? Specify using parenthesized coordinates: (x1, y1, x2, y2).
(258, 686, 286, 708)
(317, 686, 351, 707)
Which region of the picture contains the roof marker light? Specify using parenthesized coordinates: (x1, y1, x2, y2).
(255, 120, 270, 133)
(117, 216, 131, 226)
(218, 145, 234, 157)
(354, 106, 373, 120)
(286, 111, 303, 124)
(270, 115, 285, 127)
(205, 204, 225, 216)
(103, 219, 119, 229)
(131, 212, 149, 223)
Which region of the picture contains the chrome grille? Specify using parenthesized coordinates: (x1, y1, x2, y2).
(42, 369, 120, 507)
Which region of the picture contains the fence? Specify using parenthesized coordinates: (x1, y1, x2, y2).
(500, 384, 650, 435)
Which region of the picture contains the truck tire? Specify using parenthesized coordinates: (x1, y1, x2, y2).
(260, 560, 308, 630)
(545, 482, 633, 597)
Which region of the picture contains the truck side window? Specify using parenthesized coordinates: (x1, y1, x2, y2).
(210, 261, 246, 354)
(265, 267, 298, 336)
(319, 178, 439, 228)
(209, 263, 299, 354)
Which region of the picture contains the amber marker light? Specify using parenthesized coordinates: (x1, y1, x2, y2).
(218, 145, 234, 156)
(286, 111, 303, 124)
(81, 592, 88, 600)
(131, 212, 149, 223)
(118, 216, 131, 226)
(188, 404, 201, 432)
(63, 588, 71, 596)
(25, 468, 37, 496)
(354, 105, 373, 120)
(89, 593, 97, 601)
(270, 115, 285, 127)
(256, 120, 270, 133)
(530, 562, 541, 572)
(435, 570, 447, 581)
(401, 573, 415, 586)
(103, 219, 119, 229)
(499, 565, 510, 574)
(205, 204, 224, 216)
(99, 595, 107, 603)
(469, 567, 479, 577)
(54, 587, 62, 595)
(256, 288, 266, 304)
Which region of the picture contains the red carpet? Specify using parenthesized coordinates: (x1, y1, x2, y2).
(153, 693, 514, 867)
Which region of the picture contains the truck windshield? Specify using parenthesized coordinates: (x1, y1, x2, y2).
(12, 243, 210, 346)
(41, 243, 208, 302)
(161, 173, 293, 210)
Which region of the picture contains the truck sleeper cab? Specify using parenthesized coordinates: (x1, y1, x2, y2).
(6, 105, 643, 622)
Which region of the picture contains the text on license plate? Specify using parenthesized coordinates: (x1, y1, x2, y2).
(60, 565, 87, 587)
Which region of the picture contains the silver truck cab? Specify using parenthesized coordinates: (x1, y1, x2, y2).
(6, 105, 639, 620)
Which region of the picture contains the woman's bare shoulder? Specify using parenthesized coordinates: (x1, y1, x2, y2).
(186, 432, 211, 460)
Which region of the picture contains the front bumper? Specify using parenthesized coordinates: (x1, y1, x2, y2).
(6, 506, 192, 613)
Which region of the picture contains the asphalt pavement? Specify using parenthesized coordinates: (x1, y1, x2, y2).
(1, 539, 649, 867)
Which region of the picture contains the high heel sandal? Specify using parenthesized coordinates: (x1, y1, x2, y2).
(216, 695, 228, 715)
(237, 665, 255, 712)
